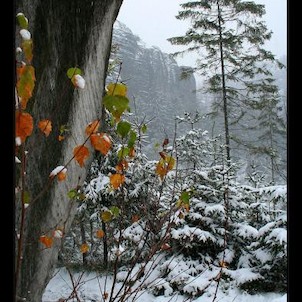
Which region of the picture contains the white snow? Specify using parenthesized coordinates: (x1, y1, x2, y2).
(49, 165, 67, 177)
(43, 267, 287, 302)
(19, 29, 31, 40)
(236, 224, 259, 239)
(74, 74, 86, 89)
(15, 137, 22, 146)
(15, 156, 21, 163)
(254, 248, 272, 264)
(267, 228, 287, 245)
(85, 173, 110, 199)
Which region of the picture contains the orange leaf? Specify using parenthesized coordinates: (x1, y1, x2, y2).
(80, 243, 89, 254)
(73, 145, 90, 167)
(57, 170, 67, 181)
(39, 235, 53, 248)
(38, 119, 52, 137)
(58, 135, 65, 141)
(15, 111, 33, 142)
(90, 133, 112, 155)
(96, 229, 105, 238)
(85, 120, 100, 136)
(49, 166, 67, 181)
(110, 173, 125, 189)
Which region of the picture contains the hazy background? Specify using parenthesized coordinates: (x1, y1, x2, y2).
(117, 0, 287, 68)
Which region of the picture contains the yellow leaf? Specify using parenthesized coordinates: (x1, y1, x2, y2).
(155, 162, 166, 180)
(58, 135, 65, 141)
(85, 120, 100, 136)
(15, 111, 33, 142)
(101, 211, 112, 222)
(90, 133, 112, 155)
(80, 243, 89, 254)
(106, 83, 127, 96)
(73, 145, 90, 167)
(38, 119, 52, 137)
(110, 173, 125, 189)
(155, 155, 175, 180)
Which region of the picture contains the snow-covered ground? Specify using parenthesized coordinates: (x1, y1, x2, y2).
(43, 267, 287, 302)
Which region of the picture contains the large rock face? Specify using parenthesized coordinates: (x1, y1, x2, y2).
(15, 1, 123, 301)
(111, 21, 198, 156)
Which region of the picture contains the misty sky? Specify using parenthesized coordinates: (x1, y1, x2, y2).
(117, 0, 287, 67)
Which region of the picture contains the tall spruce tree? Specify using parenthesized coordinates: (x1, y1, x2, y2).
(168, 0, 284, 166)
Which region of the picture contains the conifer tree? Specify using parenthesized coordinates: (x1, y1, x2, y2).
(168, 0, 284, 165)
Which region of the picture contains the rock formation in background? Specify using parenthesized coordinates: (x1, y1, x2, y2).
(111, 21, 198, 156)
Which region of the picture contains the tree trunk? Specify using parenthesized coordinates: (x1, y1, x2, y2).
(14, 0, 123, 301)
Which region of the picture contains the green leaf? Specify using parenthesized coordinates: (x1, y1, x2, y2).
(103, 95, 129, 121)
(16, 13, 29, 29)
(127, 130, 137, 148)
(23, 191, 30, 204)
(110, 206, 120, 217)
(67, 189, 78, 199)
(117, 121, 131, 138)
(67, 67, 82, 79)
(117, 147, 129, 160)
(180, 191, 190, 203)
(141, 124, 147, 134)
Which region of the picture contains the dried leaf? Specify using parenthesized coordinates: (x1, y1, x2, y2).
(15, 111, 33, 142)
(161, 243, 171, 251)
(116, 160, 128, 172)
(132, 215, 140, 223)
(38, 119, 52, 137)
(85, 120, 100, 136)
(110, 173, 125, 189)
(73, 145, 90, 167)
